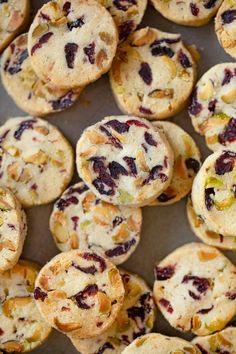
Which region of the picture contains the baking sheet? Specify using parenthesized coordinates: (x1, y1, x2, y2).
(0, 1, 236, 353)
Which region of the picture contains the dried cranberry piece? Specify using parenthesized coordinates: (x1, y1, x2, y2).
(196, 344, 209, 354)
(152, 37, 181, 46)
(182, 275, 210, 293)
(150, 42, 174, 58)
(72, 261, 97, 275)
(221, 9, 236, 24)
(218, 118, 236, 146)
(105, 119, 130, 134)
(51, 91, 74, 111)
(65, 42, 78, 69)
(112, 216, 123, 228)
(14, 119, 36, 140)
(189, 290, 201, 300)
(226, 291, 236, 300)
(139, 106, 153, 115)
(56, 196, 79, 211)
(71, 216, 79, 231)
(99, 126, 123, 149)
(82, 252, 106, 272)
(105, 238, 136, 257)
(139, 62, 152, 85)
(197, 305, 213, 314)
(188, 88, 203, 116)
(90, 157, 116, 188)
(159, 298, 173, 313)
(177, 50, 192, 68)
(113, 0, 137, 11)
(119, 20, 135, 41)
(205, 188, 215, 210)
(0, 129, 9, 143)
(40, 12, 51, 21)
(222, 68, 234, 86)
(144, 131, 157, 146)
(31, 32, 53, 55)
(215, 151, 236, 175)
(123, 156, 137, 175)
(204, 0, 217, 8)
(108, 161, 128, 179)
(126, 119, 149, 128)
(74, 284, 98, 309)
(93, 178, 115, 196)
(8, 49, 28, 75)
(190, 3, 199, 16)
(0, 328, 4, 336)
(34, 287, 47, 301)
(185, 158, 200, 173)
(97, 342, 115, 354)
(84, 42, 95, 64)
(66, 184, 89, 195)
(63, 1, 71, 15)
(0, 0, 8, 3)
(154, 265, 175, 280)
(144, 165, 167, 184)
(67, 16, 85, 31)
(157, 193, 175, 203)
(208, 99, 217, 113)
(127, 306, 145, 322)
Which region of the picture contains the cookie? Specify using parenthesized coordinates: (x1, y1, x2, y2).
(110, 27, 196, 120)
(0, 0, 30, 53)
(1, 33, 82, 117)
(28, 0, 118, 89)
(153, 243, 236, 336)
(0, 116, 74, 207)
(50, 181, 142, 265)
(150, 121, 201, 206)
(187, 197, 236, 251)
(0, 187, 27, 272)
(0, 260, 51, 353)
(34, 250, 125, 339)
(192, 326, 236, 353)
(188, 63, 236, 151)
(70, 269, 156, 354)
(76, 115, 174, 207)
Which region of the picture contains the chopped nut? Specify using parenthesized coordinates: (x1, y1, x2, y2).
(82, 192, 95, 212)
(3, 297, 31, 317)
(86, 131, 108, 144)
(192, 315, 201, 331)
(98, 291, 111, 313)
(112, 224, 129, 242)
(1, 341, 24, 352)
(149, 88, 174, 99)
(99, 32, 113, 45)
(198, 250, 218, 261)
(96, 50, 107, 69)
(221, 87, 236, 103)
(108, 268, 120, 286)
(198, 80, 214, 101)
(136, 149, 149, 172)
(53, 222, 69, 244)
(32, 23, 50, 37)
(7, 162, 21, 181)
(116, 313, 130, 332)
(70, 233, 79, 249)
(131, 27, 156, 46)
(48, 290, 67, 300)
(111, 58, 123, 86)
(54, 317, 81, 332)
(7, 11, 23, 32)
(0, 240, 16, 252)
(24, 150, 48, 165)
(161, 56, 177, 78)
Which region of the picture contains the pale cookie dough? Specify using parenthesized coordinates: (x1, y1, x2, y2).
(153, 243, 236, 336)
(0, 116, 74, 207)
(34, 250, 125, 339)
(70, 269, 156, 354)
(50, 181, 142, 265)
(28, 0, 118, 89)
(0, 260, 51, 353)
(189, 63, 236, 151)
(1, 33, 82, 117)
(76, 116, 174, 207)
(110, 27, 196, 120)
(0, 186, 27, 272)
(150, 121, 201, 205)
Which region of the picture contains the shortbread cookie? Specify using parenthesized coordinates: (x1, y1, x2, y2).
(70, 269, 156, 354)
(0, 117, 74, 207)
(192, 326, 236, 353)
(1, 33, 82, 117)
(50, 181, 142, 264)
(187, 197, 236, 250)
(153, 243, 236, 336)
(76, 116, 174, 207)
(110, 27, 196, 120)
(150, 121, 201, 205)
(34, 250, 125, 339)
(28, 0, 118, 89)
(0, 0, 30, 53)
(0, 187, 27, 272)
(0, 260, 51, 353)
(189, 63, 236, 151)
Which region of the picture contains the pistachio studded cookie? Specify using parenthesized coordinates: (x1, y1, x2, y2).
(110, 27, 196, 120)
(1, 34, 82, 117)
(76, 116, 174, 207)
(153, 243, 236, 336)
(70, 269, 156, 354)
(0, 260, 51, 353)
(34, 250, 125, 339)
(50, 181, 142, 265)
(0, 117, 74, 207)
(189, 63, 236, 151)
(150, 121, 201, 205)
(0, 187, 27, 272)
(28, 0, 118, 89)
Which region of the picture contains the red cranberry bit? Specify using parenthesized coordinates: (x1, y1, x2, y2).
(99, 126, 123, 149)
(154, 265, 175, 280)
(215, 151, 236, 175)
(105, 238, 136, 257)
(40, 12, 51, 21)
(14, 119, 36, 140)
(31, 32, 53, 55)
(56, 196, 79, 211)
(67, 16, 85, 31)
(197, 305, 213, 314)
(105, 119, 129, 134)
(204, 0, 217, 8)
(112, 216, 123, 228)
(188, 88, 203, 116)
(90, 156, 116, 189)
(0, 129, 9, 143)
(196, 344, 209, 354)
(8, 49, 28, 75)
(177, 50, 192, 68)
(0, 328, 4, 336)
(97, 343, 115, 354)
(222, 68, 234, 86)
(34, 287, 47, 301)
(150, 40, 175, 58)
(64, 42, 78, 69)
(71, 216, 79, 231)
(119, 20, 135, 41)
(225, 291, 236, 300)
(82, 252, 106, 272)
(127, 305, 145, 322)
(144, 165, 167, 184)
(108, 161, 128, 179)
(221, 9, 236, 24)
(144, 131, 157, 146)
(50, 91, 74, 111)
(0, 0, 8, 3)
(93, 178, 115, 196)
(182, 275, 210, 293)
(205, 188, 215, 210)
(188, 290, 201, 300)
(113, 0, 137, 11)
(74, 284, 98, 309)
(84, 42, 95, 64)
(218, 119, 236, 146)
(139, 62, 152, 85)
(159, 298, 173, 313)
(126, 119, 149, 128)
(63, 1, 71, 15)
(190, 3, 199, 16)
(66, 183, 89, 195)
(157, 193, 175, 203)
(72, 261, 97, 275)
(139, 106, 153, 115)
(185, 158, 200, 173)
(123, 156, 137, 176)
(208, 99, 217, 113)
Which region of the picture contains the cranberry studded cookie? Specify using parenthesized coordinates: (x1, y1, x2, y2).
(76, 116, 174, 207)
(28, 0, 118, 89)
(0, 260, 51, 353)
(70, 269, 156, 354)
(0, 187, 27, 272)
(0, 117, 74, 207)
(153, 243, 236, 336)
(110, 27, 196, 120)
(34, 250, 125, 339)
(189, 63, 236, 151)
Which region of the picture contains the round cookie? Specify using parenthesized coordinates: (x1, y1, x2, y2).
(50, 181, 142, 265)
(121, 333, 201, 354)
(0, 0, 30, 53)
(34, 250, 125, 339)
(76, 115, 174, 207)
(0, 260, 51, 353)
(192, 326, 236, 353)
(0, 116, 74, 207)
(28, 0, 118, 89)
(150, 121, 201, 206)
(0, 186, 27, 272)
(188, 63, 236, 152)
(1, 33, 82, 117)
(187, 197, 236, 251)
(153, 243, 236, 336)
(70, 269, 156, 354)
(110, 27, 196, 120)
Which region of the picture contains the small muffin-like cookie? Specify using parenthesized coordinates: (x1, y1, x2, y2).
(1, 33, 82, 117)
(153, 243, 236, 336)
(34, 250, 125, 339)
(0, 187, 27, 272)
(50, 181, 142, 264)
(70, 269, 156, 354)
(76, 116, 174, 207)
(0, 116, 74, 207)
(0, 0, 30, 53)
(28, 0, 118, 89)
(150, 121, 201, 206)
(0, 260, 51, 353)
(189, 63, 236, 151)
(110, 27, 196, 120)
